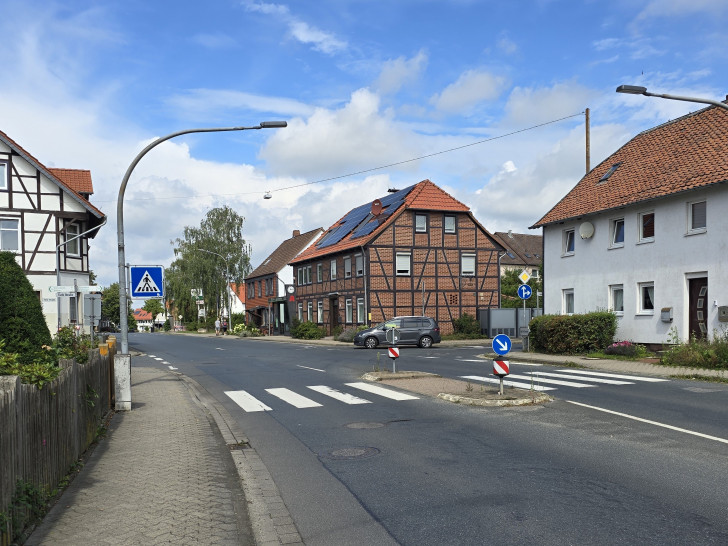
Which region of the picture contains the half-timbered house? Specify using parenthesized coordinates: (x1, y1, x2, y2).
(0, 129, 106, 335)
(289, 180, 503, 335)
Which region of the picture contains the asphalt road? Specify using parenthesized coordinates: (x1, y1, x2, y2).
(129, 333, 728, 545)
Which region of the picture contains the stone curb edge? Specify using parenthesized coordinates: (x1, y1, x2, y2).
(437, 392, 553, 406)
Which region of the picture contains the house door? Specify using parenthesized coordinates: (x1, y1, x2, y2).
(329, 297, 339, 333)
(688, 277, 708, 339)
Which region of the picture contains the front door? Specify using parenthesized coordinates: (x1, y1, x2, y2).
(688, 277, 708, 339)
(329, 297, 339, 334)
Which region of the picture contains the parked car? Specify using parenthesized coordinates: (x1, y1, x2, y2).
(353, 316, 441, 349)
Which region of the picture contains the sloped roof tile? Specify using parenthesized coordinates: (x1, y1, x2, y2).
(49, 168, 94, 195)
(493, 232, 543, 266)
(248, 228, 323, 279)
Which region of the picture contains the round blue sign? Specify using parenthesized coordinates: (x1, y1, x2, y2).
(517, 284, 532, 300)
(492, 334, 512, 356)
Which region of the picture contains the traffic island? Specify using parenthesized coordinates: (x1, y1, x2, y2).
(362, 371, 552, 407)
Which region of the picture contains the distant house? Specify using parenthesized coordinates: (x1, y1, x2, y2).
(246, 228, 323, 334)
(492, 231, 542, 277)
(289, 180, 503, 336)
(229, 282, 246, 316)
(0, 129, 106, 335)
(133, 309, 152, 331)
(532, 102, 728, 345)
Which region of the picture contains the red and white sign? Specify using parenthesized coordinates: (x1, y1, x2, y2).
(388, 347, 400, 359)
(493, 360, 509, 376)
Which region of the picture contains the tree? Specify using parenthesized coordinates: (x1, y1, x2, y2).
(500, 267, 543, 309)
(169, 206, 252, 320)
(0, 251, 52, 362)
(101, 283, 137, 331)
(142, 299, 165, 323)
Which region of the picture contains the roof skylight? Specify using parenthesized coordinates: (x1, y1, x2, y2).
(599, 162, 622, 183)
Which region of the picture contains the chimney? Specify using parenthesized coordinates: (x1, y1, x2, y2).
(292, 230, 300, 237)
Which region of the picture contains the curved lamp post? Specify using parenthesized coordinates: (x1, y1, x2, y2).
(616, 85, 728, 112)
(196, 248, 233, 334)
(117, 121, 286, 355)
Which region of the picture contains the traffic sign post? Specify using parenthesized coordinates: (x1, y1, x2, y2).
(386, 328, 401, 372)
(492, 359, 510, 395)
(130, 266, 164, 298)
(388, 346, 400, 373)
(491, 334, 512, 395)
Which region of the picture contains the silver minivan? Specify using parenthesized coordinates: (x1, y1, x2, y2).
(353, 316, 441, 349)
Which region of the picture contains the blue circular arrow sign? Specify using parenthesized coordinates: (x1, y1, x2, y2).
(492, 334, 512, 356)
(517, 284, 532, 300)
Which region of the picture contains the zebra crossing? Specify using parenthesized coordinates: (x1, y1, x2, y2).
(225, 382, 419, 413)
(461, 367, 670, 392)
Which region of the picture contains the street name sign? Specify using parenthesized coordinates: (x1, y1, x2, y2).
(49, 285, 75, 293)
(492, 334, 512, 356)
(131, 266, 164, 298)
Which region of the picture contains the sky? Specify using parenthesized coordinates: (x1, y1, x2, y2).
(1, 0, 727, 294)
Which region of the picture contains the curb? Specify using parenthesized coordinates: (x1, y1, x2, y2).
(437, 391, 552, 407)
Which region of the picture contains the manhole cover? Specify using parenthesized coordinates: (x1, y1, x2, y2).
(321, 447, 381, 460)
(346, 422, 385, 429)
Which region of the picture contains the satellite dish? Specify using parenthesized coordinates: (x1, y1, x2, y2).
(579, 222, 595, 239)
(371, 199, 383, 216)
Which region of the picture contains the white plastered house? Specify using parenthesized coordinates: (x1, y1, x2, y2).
(0, 129, 106, 335)
(531, 103, 728, 346)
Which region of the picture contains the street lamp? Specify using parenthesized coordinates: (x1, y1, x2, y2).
(195, 248, 233, 334)
(616, 85, 728, 112)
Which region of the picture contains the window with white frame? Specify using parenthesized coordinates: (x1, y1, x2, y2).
(306, 265, 312, 284)
(688, 200, 707, 234)
(357, 297, 365, 324)
(297, 267, 303, 286)
(396, 252, 411, 276)
(562, 289, 574, 315)
(317, 263, 323, 282)
(317, 300, 323, 323)
(444, 215, 456, 234)
(610, 218, 624, 248)
(345, 298, 353, 323)
(344, 256, 352, 278)
(65, 223, 80, 256)
(415, 213, 427, 233)
(331, 259, 337, 280)
(0, 162, 7, 190)
(297, 303, 303, 321)
(0, 218, 20, 251)
(610, 284, 624, 315)
(461, 253, 476, 276)
(563, 229, 575, 256)
(355, 254, 363, 276)
(639, 211, 654, 242)
(307, 301, 313, 321)
(638, 282, 654, 314)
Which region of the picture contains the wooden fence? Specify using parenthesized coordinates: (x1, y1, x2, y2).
(0, 341, 115, 543)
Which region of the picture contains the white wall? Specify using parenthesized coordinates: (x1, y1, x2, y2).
(543, 186, 728, 344)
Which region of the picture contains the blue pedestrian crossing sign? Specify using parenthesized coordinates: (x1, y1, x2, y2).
(517, 284, 532, 300)
(492, 334, 512, 356)
(130, 266, 164, 298)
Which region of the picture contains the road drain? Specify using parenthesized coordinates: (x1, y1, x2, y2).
(321, 447, 380, 460)
(345, 422, 385, 429)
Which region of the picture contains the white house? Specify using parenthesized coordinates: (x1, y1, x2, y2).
(0, 129, 106, 335)
(532, 102, 728, 345)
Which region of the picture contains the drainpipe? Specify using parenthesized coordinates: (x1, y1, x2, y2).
(360, 244, 368, 326)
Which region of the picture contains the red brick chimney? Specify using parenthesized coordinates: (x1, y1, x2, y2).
(292, 230, 300, 237)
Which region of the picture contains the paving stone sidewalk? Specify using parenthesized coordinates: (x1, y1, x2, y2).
(25, 367, 253, 545)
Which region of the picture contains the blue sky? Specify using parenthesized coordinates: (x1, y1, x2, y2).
(1, 0, 727, 292)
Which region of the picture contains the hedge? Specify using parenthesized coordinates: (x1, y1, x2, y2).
(529, 311, 617, 354)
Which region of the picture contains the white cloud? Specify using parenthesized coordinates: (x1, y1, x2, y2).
(375, 50, 428, 95)
(497, 36, 518, 55)
(431, 69, 508, 114)
(637, 0, 728, 19)
(504, 82, 595, 126)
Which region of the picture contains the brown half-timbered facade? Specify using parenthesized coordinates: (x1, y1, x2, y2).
(0, 129, 106, 334)
(289, 180, 503, 335)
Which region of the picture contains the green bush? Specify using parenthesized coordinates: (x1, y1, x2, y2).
(336, 325, 368, 342)
(604, 341, 648, 358)
(291, 319, 325, 340)
(529, 311, 617, 354)
(660, 330, 728, 369)
(452, 313, 480, 335)
(163, 319, 171, 332)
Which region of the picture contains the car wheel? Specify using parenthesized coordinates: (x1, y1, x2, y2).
(365, 336, 379, 349)
(418, 336, 433, 348)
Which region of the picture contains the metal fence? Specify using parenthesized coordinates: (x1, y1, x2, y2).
(478, 307, 543, 338)
(0, 342, 115, 543)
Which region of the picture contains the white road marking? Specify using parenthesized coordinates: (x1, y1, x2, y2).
(307, 386, 371, 404)
(566, 401, 728, 445)
(458, 359, 488, 363)
(298, 365, 326, 372)
(215, 347, 224, 351)
(557, 369, 670, 382)
(525, 371, 634, 385)
(154, 357, 164, 361)
(167, 366, 178, 370)
(346, 382, 419, 400)
(461, 375, 556, 392)
(266, 388, 322, 408)
(225, 390, 272, 412)
(509, 361, 544, 367)
(149, 354, 156, 358)
(508, 373, 595, 388)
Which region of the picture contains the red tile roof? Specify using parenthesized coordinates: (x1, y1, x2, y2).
(133, 309, 152, 321)
(49, 168, 94, 195)
(291, 179, 471, 264)
(532, 104, 728, 228)
(248, 228, 323, 278)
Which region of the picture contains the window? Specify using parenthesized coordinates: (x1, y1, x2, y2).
(639, 212, 654, 242)
(248, 283, 254, 299)
(598, 162, 622, 183)
(610, 285, 624, 315)
(688, 201, 707, 233)
(344, 256, 352, 278)
(307, 301, 313, 321)
(610, 218, 624, 248)
(345, 298, 353, 323)
(0, 218, 19, 251)
(330, 259, 337, 280)
(258, 280, 262, 297)
(415, 214, 427, 233)
(639, 282, 654, 314)
(563, 229, 575, 256)
(444, 215, 456, 234)
(0, 162, 7, 190)
(65, 223, 80, 256)
(317, 263, 323, 282)
(297, 303, 303, 321)
(355, 254, 364, 277)
(297, 267, 303, 286)
(461, 253, 476, 276)
(396, 252, 411, 276)
(562, 289, 574, 315)
(306, 265, 312, 284)
(357, 298, 365, 324)
(69, 296, 78, 323)
(317, 301, 323, 323)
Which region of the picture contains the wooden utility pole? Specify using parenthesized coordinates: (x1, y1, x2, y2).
(585, 108, 591, 174)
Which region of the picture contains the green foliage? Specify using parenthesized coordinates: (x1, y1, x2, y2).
(232, 322, 261, 337)
(660, 330, 728, 369)
(53, 326, 94, 363)
(332, 325, 344, 339)
(291, 319, 325, 339)
(603, 341, 649, 358)
(529, 311, 617, 354)
(0, 251, 52, 363)
(0, 480, 50, 540)
(142, 299, 164, 320)
(452, 313, 480, 335)
(101, 283, 137, 331)
(163, 319, 171, 331)
(336, 325, 369, 342)
(500, 267, 543, 308)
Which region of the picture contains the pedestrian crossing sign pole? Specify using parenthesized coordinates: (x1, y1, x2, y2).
(129, 266, 165, 299)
